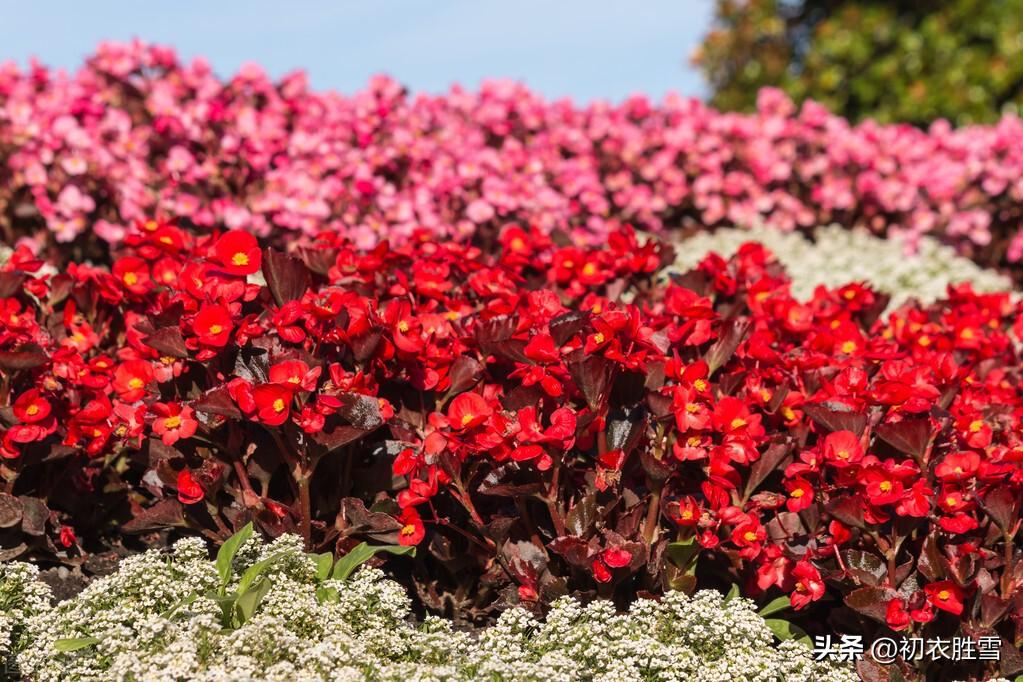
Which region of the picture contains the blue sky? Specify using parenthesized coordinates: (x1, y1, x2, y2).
(0, 1, 712, 102)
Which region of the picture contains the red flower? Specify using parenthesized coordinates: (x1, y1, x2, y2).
(712, 397, 764, 438)
(397, 506, 425, 546)
(13, 389, 52, 424)
(151, 403, 198, 446)
(447, 392, 491, 431)
(935, 451, 981, 482)
(252, 384, 292, 426)
(192, 302, 234, 348)
(59, 525, 77, 548)
(113, 256, 153, 295)
(113, 359, 155, 402)
(790, 560, 825, 610)
(822, 430, 863, 467)
(268, 359, 321, 392)
(602, 547, 632, 568)
(924, 581, 965, 615)
(674, 496, 702, 526)
(863, 468, 905, 506)
(592, 558, 612, 583)
(886, 599, 911, 631)
(211, 230, 261, 276)
(784, 477, 814, 512)
(176, 469, 205, 505)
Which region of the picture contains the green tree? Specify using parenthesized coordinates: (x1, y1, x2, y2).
(695, 0, 1023, 125)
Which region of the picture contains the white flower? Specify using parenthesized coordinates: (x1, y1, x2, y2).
(2, 535, 855, 681)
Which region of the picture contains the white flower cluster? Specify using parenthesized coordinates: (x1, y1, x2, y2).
(0, 562, 53, 670)
(666, 225, 1012, 308)
(2, 536, 855, 681)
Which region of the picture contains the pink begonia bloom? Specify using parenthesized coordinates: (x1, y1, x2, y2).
(466, 199, 495, 223)
(94, 220, 127, 244)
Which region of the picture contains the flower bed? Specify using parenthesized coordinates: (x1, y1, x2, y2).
(2, 533, 855, 681)
(2, 216, 1023, 678)
(4, 42, 1023, 273)
(668, 224, 1011, 307)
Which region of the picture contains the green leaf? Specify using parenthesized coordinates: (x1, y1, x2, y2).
(313, 552, 334, 582)
(236, 551, 288, 597)
(233, 576, 272, 626)
(664, 538, 700, 574)
(54, 636, 100, 652)
(159, 593, 198, 619)
(315, 585, 339, 603)
(724, 583, 740, 602)
(757, 595, 791, 618)
(763, 618, 811, 646)
(216, 522, 254, 587)
(331, 543, 415, 581)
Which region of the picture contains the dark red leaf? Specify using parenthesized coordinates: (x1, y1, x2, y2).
(874, 419, 932, 460)
(0, 345, 48, 370)
(144, 326, 188, 358)
(803, 404, 867, 437)
(262, 248, 311, 306)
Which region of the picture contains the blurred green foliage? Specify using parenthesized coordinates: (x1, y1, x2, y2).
(695, 0, 1023, 125)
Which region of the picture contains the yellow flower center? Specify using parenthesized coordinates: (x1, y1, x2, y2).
(460, 413, 474, 427)
(582, 263, 597, 277)
(782, 407, 795, 420)
(510, 237, 526, 251)
(397, 321, 410, 332)
(592, 332, 605, 345)
(685, 403, 699, 413)
(25, 404, 39, 416)
(918, 335, 931, 347)
(231, 252, 250, 266)
(743, 531, 757, 542)
(123, 272, 138, 286)
(164, 415, 182, 429)
(273, 398, 286, 412)
(209, 324, 223, 335)
(128, 378, 144, 390)
(694, 379, 707, 392)
(945, 496, 957, 507)
(730, 417, 746, 429)
(969, 420, 984, 433)
(400, 524, 416, 537)
(790, 488, 805, 498)
(937, 590, 950, 601)
(680, 509, 693, 520)
(841, 341, 857, 354)
(879, 481, 892, 492)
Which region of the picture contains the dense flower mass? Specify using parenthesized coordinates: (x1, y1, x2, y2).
(2, 535, 855, 681)
(2, 212, 1023, 678)
(4, 41, 1023, 270)
(668, 225, 1012, 307)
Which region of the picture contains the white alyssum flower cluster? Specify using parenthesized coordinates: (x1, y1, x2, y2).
(2, 535, 855, 681)
(666, 225, 1012, 308)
